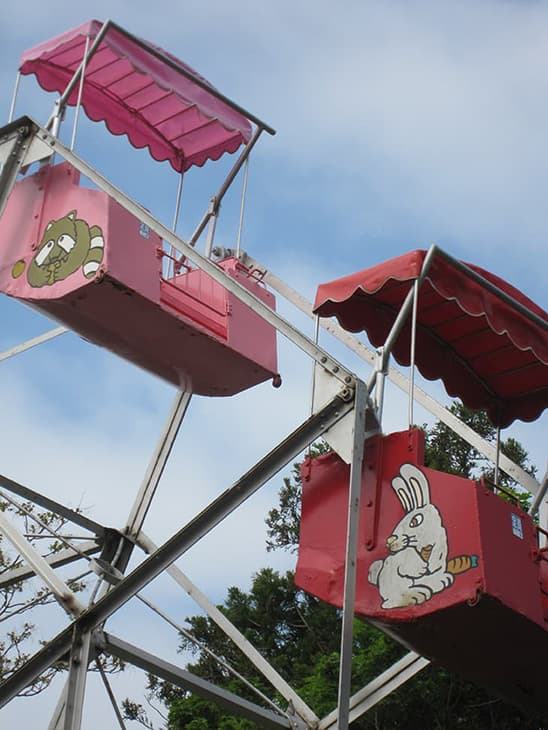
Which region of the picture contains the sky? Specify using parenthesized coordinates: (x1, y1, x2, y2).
(0, 0, 547, 727)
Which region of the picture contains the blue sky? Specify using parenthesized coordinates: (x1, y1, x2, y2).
(0, 1, 547, 726)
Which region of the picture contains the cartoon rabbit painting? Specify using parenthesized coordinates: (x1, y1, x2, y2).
(368, 463, 457, 609)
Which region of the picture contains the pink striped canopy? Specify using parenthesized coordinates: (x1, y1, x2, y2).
(20, 20, 253, 172)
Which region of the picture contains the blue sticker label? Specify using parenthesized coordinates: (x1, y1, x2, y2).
(139, 223, 150, 239)
(511, 513, 523, 539)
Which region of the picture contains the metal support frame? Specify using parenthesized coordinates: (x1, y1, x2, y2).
(0, 109, 544, 729)
(0, 473, 105, 537)
(125, 390, 191, 542)
(0, 392, 353, 706)
(251, 256, 541, 496)
(0, 122, 34, 218)
(137, 532, 320, 727)
(0, 539, 99, 589)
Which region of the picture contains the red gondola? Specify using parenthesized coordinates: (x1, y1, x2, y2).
(296, 249, 548, 712)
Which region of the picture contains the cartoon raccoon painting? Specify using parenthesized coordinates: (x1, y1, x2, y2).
(26, 210, 105, 287)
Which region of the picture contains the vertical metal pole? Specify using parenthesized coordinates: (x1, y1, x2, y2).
(168, 171, 185, 277)
(408, 279, 419, 427)
(204, 199, 219, 259)
(494, 425, 501, 488)
(8, 72, 21, 123)
(536, 469, 548, 549)
(336, 379, 369, 729)
(235, 156, 250, 258)
(188, 127, 263, 248)
(172, 171, 185, 232)
(63, 628, 92, 730)
(309, 315, 320, 418)
(374, 347, 386, 419)
(70, 36, 90, 152)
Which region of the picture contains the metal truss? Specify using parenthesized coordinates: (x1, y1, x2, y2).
(0, 116, 544, 730)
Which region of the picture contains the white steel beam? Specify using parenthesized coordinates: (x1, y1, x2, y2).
(63, 629, 93, 730)
(320, 651, 430, 729)
(0, 392, 354, 704)
(0, 539, 99, 589)
(0, 327, 67, 363)
(102, 633, 294, 729)
(137, 531, 320, 727)
(0, 510, 85, 617)
(125, 391, 191, 540)
(336, 380, 371, 729)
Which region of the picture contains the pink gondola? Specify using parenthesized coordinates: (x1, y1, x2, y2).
(0, 21, 278, 396)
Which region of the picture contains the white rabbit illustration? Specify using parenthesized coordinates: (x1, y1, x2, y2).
(368, 463, 454, 609)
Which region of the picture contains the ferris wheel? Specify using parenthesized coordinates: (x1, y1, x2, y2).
(0, 19, 546, 729)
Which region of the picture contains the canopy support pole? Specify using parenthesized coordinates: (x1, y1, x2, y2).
(168, 170, 185, 276)
(7, 72, 21, 124)
(408, 279, 419, 427)
(236, 155, 250, 258)
(70, 35, 90, 152)
(46, 20, 112, 134)
(190, 126, 264, 250)
(494, 424, 501, 488)
(204, 197, 219, 259)
(367, 244, 437, 397)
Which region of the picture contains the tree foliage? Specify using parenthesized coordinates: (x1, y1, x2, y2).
(0, 496, 121, 695)
(0, 498, 88, 694)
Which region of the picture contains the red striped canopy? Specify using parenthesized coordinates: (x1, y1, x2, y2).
(314, 249, 548, 427)
(19, 20, 253, 172)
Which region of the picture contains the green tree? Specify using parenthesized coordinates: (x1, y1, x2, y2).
(136, 401, 544, 729)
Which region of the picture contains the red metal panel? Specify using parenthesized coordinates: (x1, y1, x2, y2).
(296, 429, 548, 712)
(296, 429, 484, 618)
